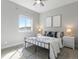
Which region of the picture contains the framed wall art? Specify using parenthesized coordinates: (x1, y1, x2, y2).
(46, 16, 52, 27)
(53, 15, 61, 27)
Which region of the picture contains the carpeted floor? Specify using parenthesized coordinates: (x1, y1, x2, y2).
(1, 44, 78, 59)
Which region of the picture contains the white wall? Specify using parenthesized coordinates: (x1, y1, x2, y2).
(1, 0, 40, 49)
(40, 2, 78, 48)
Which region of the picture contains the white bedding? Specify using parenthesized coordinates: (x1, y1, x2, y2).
(25, 36, 63, 59)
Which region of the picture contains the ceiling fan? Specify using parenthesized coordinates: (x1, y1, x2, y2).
(33, 0, 47, 6)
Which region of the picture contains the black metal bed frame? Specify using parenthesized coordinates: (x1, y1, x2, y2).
(24, 39, 50, 59)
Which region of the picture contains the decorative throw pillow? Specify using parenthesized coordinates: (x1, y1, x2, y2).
(47, 32, 53, 37)
(54, 32, 58, 38)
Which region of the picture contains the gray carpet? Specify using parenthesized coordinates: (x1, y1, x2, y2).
(1, 44, 78, 59)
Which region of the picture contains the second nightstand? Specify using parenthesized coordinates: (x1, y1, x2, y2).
(63, 36, 74, 50)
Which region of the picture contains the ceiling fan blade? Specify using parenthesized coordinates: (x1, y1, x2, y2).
(33, 2, 37, 6)
(40, 2, 44, 6)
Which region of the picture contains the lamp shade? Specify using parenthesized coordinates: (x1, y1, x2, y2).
(66, 28, 72, 33)
(36, 25, 43, 34)
(38, 28, 42, 32)
(65, 25, 74, 36)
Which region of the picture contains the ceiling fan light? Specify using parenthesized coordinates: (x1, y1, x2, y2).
(36, 0, 41, 4)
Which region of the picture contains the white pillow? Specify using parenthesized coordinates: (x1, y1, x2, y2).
(57, 32, 61, 38)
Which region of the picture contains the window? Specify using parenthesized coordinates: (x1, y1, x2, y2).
(18, 15, 33, 32)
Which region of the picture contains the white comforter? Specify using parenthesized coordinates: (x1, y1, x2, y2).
(37, 36, 62, 59)
(50, 38, 62, 59)
(26, 36, 63, 59)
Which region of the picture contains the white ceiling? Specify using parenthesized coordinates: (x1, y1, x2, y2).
(9, 0, 77, 13)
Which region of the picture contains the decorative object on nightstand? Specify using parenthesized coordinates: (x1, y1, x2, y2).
(63, 25, 75, 50)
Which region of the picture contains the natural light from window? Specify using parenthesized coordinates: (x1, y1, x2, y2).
(19, 15, 33, 32)
(2, 48, 23, 59)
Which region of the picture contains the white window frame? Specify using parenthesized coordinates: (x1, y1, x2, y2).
(18, 15, 33, 32)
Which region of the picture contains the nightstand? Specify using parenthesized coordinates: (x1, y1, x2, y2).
(63, 36, 74, 50)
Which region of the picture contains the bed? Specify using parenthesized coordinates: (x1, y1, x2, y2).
(24, 31, 63, 59)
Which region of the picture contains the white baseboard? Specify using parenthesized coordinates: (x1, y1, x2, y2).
(1, 42, 24, 50)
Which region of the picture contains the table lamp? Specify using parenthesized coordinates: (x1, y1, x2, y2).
(65, 25, 74, 37)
